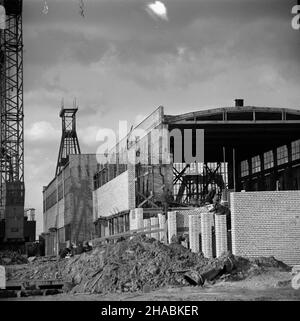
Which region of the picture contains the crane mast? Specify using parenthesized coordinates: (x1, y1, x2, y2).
(0, 0, 24, 241)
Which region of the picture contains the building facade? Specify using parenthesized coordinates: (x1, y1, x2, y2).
(43, 154, 99, 255)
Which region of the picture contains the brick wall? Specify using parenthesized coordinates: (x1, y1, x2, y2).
(231, 191, 300, 266)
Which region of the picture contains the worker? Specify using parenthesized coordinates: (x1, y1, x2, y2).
(83, 241, 92, 252)
(205, 188, 216, 204)
(59, 247, 71, 259)
(161, 185, 169, 215)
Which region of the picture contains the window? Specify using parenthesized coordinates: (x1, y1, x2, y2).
(264, 150, 274, 170)
(46, 190, 57, 211)
(58, 183, 63, 201)
(277, 145, 288, 165)
(240, 160, 249, 177)
(252, 155, 261, 174)
(292, 140, 300, 161)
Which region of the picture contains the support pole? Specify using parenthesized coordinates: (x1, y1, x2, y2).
(233, 148, 236, 191)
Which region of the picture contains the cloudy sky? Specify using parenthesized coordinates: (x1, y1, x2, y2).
(22, 0, 300, 235)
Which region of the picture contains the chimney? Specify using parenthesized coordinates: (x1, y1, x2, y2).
(235, 99, 244, 107)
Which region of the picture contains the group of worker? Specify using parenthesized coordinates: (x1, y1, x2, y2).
(59, 241, 92, 259)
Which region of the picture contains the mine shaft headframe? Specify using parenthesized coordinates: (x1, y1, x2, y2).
(55, 106, 81, 176)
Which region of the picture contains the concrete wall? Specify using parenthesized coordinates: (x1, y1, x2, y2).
(4, 182, 25, 241)
(64, 155, 98, 242)
(231, 191, 300, 266)
(93, 171, 129, 219)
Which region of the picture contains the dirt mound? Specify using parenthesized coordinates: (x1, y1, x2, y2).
(220, 255, 291, 282)
(5, 236, 291, 294)
(0, 251, 28, 265)
(59, 236, 210, 294)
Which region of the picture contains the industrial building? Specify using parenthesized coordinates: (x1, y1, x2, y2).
(42, 106, 99, 256)
(92, 100, 300, 265)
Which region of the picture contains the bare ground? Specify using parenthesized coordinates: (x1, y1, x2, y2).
(2, 270, 300, 301)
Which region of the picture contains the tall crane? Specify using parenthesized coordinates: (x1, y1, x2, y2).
(0, 0, 24, 241)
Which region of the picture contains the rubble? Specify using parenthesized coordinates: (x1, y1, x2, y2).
(5, 236, 292, 295)
(0, 251, 28, 265)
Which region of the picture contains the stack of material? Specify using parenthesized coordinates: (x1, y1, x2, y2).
(188, 214, 201, 253)
(136, 208, 144, 231)
(215, 214, 228, 257)
(157, 213, 165, 242)
(143, 218, 151, 234)
(167, 211, 177, 243)
(201, 212, 213, 258)
(130, 208, 144, 231)
(150, 217, 159, 240)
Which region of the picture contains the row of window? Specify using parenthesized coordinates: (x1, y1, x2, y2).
(94, 163, 127, 190)
(240, 140, 300, 177)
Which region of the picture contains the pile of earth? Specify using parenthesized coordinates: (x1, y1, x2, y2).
(6, 256, 63, 281)
(5, 235, 291, 294)
(0, 250, 28, 265)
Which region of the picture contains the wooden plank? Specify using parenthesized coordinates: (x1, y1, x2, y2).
(5, 279, 65, 290)
(91, 226, 163, 245)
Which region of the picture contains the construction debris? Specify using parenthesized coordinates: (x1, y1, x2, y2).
(4, 236, 291, 295)
(0, 251, 28, 265)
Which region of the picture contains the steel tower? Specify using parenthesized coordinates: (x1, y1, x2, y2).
(0, 0, 24, 221)
(55, 103, 81, 176)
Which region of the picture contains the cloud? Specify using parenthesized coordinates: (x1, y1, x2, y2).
(78, 125, 103, 148)
(146, 1, 168, 21)
(25, 121, 60, 142)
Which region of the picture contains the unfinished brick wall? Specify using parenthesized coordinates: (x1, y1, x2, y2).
(231, 191, 300, 266)
(189, 214, 201, 253)
(215, 214, 228, 257)
(201, 212, 214, 258)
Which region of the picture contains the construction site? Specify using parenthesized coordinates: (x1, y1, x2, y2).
(0, 0, 300, 301)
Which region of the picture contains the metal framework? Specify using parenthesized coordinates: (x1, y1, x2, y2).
(0, 0, 24, 215)
(173, 162, 227, 205)
(55, 105, 81, 176)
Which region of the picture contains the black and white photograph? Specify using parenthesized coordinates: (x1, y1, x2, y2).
(0, 0, 300, 308)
